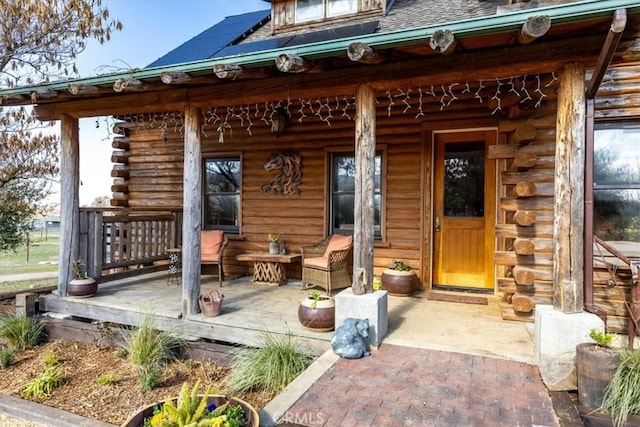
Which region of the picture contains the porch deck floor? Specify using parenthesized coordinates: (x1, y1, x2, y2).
(39, 272, 535, 363)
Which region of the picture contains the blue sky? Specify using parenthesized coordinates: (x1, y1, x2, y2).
(71, 0, 267, 205)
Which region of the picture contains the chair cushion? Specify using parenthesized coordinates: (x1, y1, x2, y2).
(304, 256, 330, 269)
(323, 234, 353, 258)
(201, 230, 224, 262)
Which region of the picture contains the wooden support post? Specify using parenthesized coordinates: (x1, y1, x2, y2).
(275, 54, 310, 73)
(352, 84, 376, 295)
(429, 29, 456, 55)
(59, 114, 80, 297)
(553, 63, 585, 313)
(517, 15, 551, 44)
(182, 105, 203, 316)
(15, 293, 37, 318)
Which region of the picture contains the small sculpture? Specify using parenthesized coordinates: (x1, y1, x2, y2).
(331, 318, 370, 359)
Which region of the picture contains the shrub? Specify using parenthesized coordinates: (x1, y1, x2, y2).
(600, 348, 640, 427)
(0, 312, 45, 350)
(121, 315, 183, 368)
(138, 364, 162, 392)
(43, 350, 61, 367)
(20, 366, 64, 399)
(225, 332, 313, 395)
(0, 347, 15, 369)
(95, 373, 120, 386)
(119, 313, 184, 391)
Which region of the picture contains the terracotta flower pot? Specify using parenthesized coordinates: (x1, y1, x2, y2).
(381, 268, 416, 296)
(121, 395, 259, 427)
(298, 296, 335, 332)
(68, 277, 97, 298)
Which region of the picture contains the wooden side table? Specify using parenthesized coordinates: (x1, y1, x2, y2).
(167, 248, 181, 286)
(236, 252, 301, 286)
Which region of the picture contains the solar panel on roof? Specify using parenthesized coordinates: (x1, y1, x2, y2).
(146, 9, 270, 68)
(214, 21, 379, 60)
(148, 9, 379, 68)
(284, 21, 379, 47)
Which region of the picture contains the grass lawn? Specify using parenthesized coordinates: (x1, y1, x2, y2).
(0, 236, 60, 275)
(0, 278, 57, 294)
(1, 235, 59, 293)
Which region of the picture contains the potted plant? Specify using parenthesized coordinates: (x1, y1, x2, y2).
(380, 259, 417, 296)
(298, 291, 335, 332)
(268, 233, 280, 255)
(576, 328, 620, 409)
(68, 259, 97, 298)
(121, 381, 259, 427)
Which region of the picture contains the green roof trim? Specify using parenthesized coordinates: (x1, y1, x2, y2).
(1, 0, 638, 98)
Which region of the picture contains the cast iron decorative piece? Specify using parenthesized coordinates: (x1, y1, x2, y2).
(261, 151, 302, 196)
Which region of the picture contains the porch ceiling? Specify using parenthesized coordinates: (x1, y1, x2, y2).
(0, 0, 638, 121)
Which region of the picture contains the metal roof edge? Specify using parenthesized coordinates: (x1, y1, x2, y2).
(1, 0, 638, 98)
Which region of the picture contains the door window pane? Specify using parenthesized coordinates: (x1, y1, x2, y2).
(204, 158, 240, 232)
(444, 142, 484, 217)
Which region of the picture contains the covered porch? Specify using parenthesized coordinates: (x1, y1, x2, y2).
(38, 272, 536, 363)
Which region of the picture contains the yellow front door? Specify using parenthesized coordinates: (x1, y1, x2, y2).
(433, 130, 496, 290)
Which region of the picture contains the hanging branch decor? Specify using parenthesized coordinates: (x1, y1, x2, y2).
(261, 151, 303, 196)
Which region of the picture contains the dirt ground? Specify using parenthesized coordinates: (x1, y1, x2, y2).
(0, 340, 274, 426)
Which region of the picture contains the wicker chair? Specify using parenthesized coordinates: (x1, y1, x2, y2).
(201, 230, 228, 287)
(301, 234, 353, 294)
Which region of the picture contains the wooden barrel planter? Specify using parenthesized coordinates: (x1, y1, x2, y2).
(298, 295, 335, 332)
(121, 395, 259, 427)
(381, 268, 417, 296)
(67, 277, 97, 298)
(576, 343, 620, 408)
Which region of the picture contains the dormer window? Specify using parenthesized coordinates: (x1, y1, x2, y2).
(295, 0, 358, 23)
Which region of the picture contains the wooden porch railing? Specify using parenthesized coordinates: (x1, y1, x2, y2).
(79, 208, 183, 281)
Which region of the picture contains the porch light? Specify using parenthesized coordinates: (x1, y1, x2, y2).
(271, 108, 287, 136)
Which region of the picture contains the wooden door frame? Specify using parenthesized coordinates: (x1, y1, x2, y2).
(421, 120, 498, 291)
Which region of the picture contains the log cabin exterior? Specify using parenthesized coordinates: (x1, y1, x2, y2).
(3, 0, 640, 341)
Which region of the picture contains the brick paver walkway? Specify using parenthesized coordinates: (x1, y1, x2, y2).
(282, 344, 559, 427)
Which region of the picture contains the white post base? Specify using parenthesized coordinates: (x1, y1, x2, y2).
(335, 288, 388, 348)
(535, 305, 603, 391)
